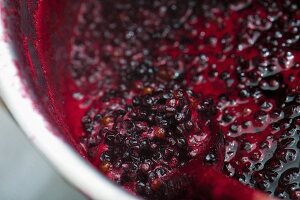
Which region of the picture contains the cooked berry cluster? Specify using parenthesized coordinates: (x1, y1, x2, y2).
(69, 0, 300, 199)
(81, 88, 218, 198)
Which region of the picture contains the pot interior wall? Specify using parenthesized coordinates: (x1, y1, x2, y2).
(4, 0, 83, 153)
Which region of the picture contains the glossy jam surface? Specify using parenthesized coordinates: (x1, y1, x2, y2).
(66, 1, 300, 199)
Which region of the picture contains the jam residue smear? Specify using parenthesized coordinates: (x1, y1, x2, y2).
(65, 1, 300, 199)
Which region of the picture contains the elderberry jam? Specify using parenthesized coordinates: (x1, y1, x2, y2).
(66, 1, 300, 199)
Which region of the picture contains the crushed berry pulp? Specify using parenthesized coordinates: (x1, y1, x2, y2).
(65, 1, 300, 199)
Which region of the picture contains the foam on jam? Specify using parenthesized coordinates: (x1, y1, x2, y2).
(65, 1, 300, 199)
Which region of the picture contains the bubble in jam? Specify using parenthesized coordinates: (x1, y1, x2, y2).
(67, 1, 300, 199)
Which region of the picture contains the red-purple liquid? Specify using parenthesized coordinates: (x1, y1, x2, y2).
(65, 1, 300, 199)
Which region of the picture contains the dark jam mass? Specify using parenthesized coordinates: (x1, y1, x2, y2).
(69, 0, 300, 199)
